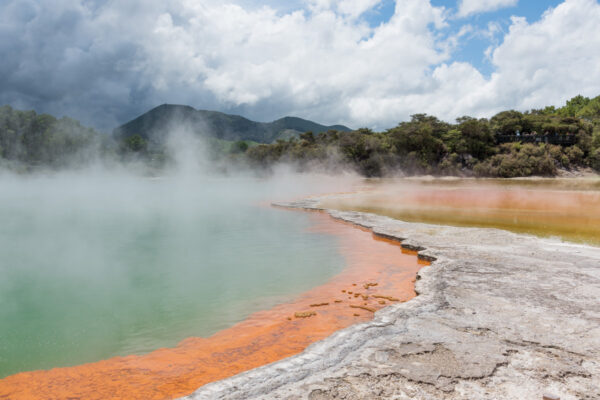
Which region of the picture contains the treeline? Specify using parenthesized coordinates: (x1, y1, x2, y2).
(244, 95, 600, 177)
(0, 105, 107, 170)
(0, 106, 164, 171)
(2, 95, 600, 177)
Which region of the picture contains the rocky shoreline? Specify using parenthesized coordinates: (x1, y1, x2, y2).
(182, 198, 600, 400)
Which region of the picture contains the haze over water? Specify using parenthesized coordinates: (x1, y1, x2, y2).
(0, 171, 354, 378)
(2, 168, 599, 398)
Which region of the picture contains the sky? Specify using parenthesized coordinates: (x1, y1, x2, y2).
(1, 0, 599, 132)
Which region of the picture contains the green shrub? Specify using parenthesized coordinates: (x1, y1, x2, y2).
(591, 148, 600, 171)
(566, 145, 584, 165)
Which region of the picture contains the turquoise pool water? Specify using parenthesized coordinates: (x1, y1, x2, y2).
(0, 173, 346, 378)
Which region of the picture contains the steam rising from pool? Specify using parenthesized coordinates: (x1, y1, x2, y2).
(0, 157, 360, 378)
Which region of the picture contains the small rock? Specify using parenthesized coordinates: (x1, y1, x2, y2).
(543, 394, 560, 400)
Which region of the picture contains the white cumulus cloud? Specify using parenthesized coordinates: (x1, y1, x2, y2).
(0, 0, 599, 131)
(486, 0, 600, 112)
(457, 0, 518, 17)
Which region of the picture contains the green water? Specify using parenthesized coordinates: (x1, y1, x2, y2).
(0, 173, 346, 378)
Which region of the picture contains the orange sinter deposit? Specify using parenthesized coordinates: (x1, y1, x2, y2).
(0, 210, 427, 400)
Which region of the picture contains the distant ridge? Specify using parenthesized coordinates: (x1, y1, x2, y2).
(113, 104, 352, 144)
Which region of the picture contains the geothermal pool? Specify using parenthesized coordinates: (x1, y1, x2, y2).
(0, 173, 353, 378)
(6, 174, 593, 399)
(323, 178, 600, 246)
(0, 172, 425, 400)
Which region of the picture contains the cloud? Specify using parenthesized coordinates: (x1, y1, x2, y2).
(486, 0, 600, 110)
(0, 0, 599, 132)
(0, 0, 449, 130)
(306, 0, 383, 18)
(457, 0, 518, 18)
(340, 0, 600, 125)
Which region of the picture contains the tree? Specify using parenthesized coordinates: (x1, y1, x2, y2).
(576, 95, 600, 119)
(123, 134, 147, 152)
(558, 95, 590, 117)
(442, 128, 467, 155)
(591, 148, 600, 171)
(490, 110, 523, 135)
(388, 115, 447, 170)
(231, 140, 249, 153)
(299, 131, 315, 143)
(458, 118, 495, 160)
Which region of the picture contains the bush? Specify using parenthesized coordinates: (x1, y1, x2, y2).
(123, 134, 147, 153)
(473, 143, 556, 177)
(566, 145, 585, 165)
(591, 148, 600, 171)
(231, 140, 249, 154)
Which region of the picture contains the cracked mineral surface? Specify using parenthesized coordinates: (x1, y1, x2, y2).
(182, 198, 600, 400)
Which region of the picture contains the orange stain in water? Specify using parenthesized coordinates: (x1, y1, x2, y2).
(0, 211, 426, 400)
(324, 184, 600, 245)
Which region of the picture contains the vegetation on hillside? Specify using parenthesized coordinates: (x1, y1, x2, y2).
(0, 105, 261, 171)
(1, 94, 599, 176)
(244, 95, 600, 177)
(0, 105, 106, 170)
(113, 104, 351, 145)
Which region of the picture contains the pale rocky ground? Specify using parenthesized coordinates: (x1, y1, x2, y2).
(556, 167, 600, 178)
(183, 198, 600, 400)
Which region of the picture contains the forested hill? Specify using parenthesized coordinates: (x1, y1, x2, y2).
(244, 94, 600, 177)
(1, 94, 599, 176)
(113, 104, 352, 144)
(0, 105, 105, 169)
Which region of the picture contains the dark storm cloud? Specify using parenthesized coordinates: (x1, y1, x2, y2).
(0, 0, 287, 131)
(0, 1, 155, 130)
(0, 0, 446, 131)
(2, 0, 599, 132)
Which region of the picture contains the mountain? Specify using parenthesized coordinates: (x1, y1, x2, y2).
(113, 104, 352, 144)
